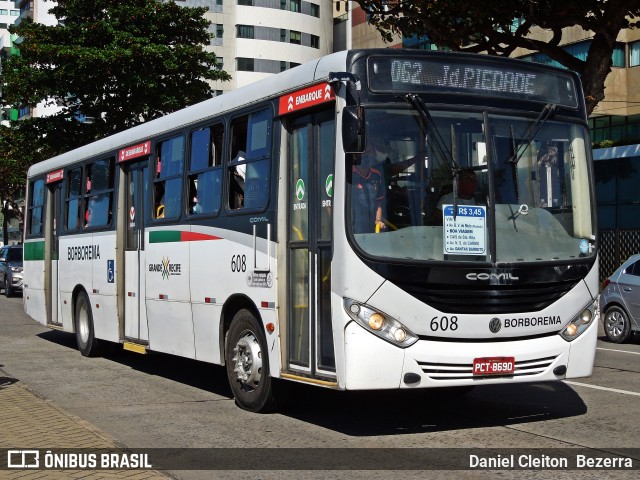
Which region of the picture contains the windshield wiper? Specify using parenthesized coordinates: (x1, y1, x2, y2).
(404, 94, 463, 217)
(506, 103, 557, 202)
(507, 103, 557, 165)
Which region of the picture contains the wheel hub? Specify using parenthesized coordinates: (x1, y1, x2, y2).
(78, 302, 90, 343)
(232, 331, 262, 390)
(606, 311, 625, 337)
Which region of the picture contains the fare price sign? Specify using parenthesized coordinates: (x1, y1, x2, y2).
(443, 205, 486, 256)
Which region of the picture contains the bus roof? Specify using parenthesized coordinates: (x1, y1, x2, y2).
(28, 50, 349, 178)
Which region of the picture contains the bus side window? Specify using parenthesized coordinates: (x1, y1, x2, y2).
(84, 158, 115, 228)
(154, 135, 185, 219)
(228, 108, 271, 210)
(65, 167, 83, 231)
(27, 179, 45, 237)
(189, 123, 223, 215)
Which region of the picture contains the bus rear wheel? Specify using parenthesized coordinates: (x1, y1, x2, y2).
(225, 309, 285, 413)
(75, 291, 106, 357)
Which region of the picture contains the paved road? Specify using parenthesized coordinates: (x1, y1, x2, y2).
(0, 293, 638, 479)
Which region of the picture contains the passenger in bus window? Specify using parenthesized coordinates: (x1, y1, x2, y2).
(192, 196, 202, 214)
(85, 207, 93, 227)
(229, 167, 245, 209)
(155, 183, 165, 218)
(351, 145, 386, 234)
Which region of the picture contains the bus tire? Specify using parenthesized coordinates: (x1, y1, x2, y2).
(603, 305, 631, 344)
(74, 290, 106, 357)
(225, 309, 286, 413)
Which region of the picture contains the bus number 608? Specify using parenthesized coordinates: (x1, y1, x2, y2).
(231, 254, 246, 272)
(430, 316, 458, 332)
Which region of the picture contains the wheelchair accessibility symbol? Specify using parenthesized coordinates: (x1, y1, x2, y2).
(107, 260, 114, 283)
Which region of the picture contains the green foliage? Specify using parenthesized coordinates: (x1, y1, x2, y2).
(358, 0, 640, 116)
(1, 0, 230, 164)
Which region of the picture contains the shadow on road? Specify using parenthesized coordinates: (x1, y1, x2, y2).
(37, 329, 588, 437)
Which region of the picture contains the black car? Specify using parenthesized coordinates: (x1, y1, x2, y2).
(0, 244, 23, 297)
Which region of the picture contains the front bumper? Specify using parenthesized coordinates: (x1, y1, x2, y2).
(343, 316, 598, 390)
(10, 273, 23, 291)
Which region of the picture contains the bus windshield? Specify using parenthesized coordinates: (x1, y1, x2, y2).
(348, 106, 595, 264)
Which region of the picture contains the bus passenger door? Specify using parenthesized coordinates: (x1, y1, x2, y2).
(46, 182, 61, 326)
(287, 110, 336, 378)
(123, 161, 149, 342)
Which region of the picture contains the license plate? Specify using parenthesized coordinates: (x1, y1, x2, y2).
(473, 357, 515, 375)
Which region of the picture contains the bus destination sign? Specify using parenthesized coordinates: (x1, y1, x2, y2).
(368, 56, 578, 108)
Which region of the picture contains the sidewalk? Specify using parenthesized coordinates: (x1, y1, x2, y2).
(0, 372, 170, 479)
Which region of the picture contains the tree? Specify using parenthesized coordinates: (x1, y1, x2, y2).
(0, 125, 31, 245)
(0, 0, 230, 244)
(1, 0, 230, 158)
(357, 0, 640, 115)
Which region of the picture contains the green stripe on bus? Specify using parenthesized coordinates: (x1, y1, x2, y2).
(149, 231, 182, 243)
(24, 241, 45, 261)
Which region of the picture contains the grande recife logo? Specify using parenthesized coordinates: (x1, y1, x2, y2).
(279, 82, 335, 116)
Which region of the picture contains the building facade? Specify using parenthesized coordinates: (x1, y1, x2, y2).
(194, 0, 333, 93)
(2, 0, 59, 123)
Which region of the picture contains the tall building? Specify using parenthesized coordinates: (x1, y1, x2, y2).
(2, 0, 59, 122)
(196, 0, 333, 93)
(0, 0, 25, 125)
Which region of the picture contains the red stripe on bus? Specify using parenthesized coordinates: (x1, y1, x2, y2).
(180, 232, 222, 242)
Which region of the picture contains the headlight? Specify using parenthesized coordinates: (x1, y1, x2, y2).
(560, 301, 597, 342)
(344, 298, 418, 348)
(10, 266, 23, 273)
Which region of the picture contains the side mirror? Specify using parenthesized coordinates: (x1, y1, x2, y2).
(342, 106, 365, 155)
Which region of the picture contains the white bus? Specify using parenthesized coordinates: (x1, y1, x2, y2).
(24, 49, 599, 412)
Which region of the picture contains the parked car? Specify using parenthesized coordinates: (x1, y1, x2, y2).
(0, 244, 23, 297)
(600, 254, 640, 343)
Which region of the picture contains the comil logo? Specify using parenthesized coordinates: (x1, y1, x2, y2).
(7, 450, 40, 469)
(466, 272, 519, 281)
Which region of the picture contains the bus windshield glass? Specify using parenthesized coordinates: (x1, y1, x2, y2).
(348, 107, 595, 264)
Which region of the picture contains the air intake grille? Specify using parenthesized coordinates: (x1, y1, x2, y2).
(418, 355, 557, 381)
(399, 281, 579, 314)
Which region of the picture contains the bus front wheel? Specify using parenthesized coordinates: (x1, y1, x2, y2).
(75, 291, 106, 357)
(225, 309, 285, 412)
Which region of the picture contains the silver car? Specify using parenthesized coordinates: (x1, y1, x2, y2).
(600, 254, 640, 343)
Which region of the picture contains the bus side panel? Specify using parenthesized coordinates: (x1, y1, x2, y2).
(23, 240, 46, 325)
(24, 270, 46, 325)
(91, 232, 119, 343)
(189, 227, 223, 364)
(191, 303, 222, 364)
(145, 229, 195, 357)
(146, 300, 195, 357)
(59, 235, 94, 329)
